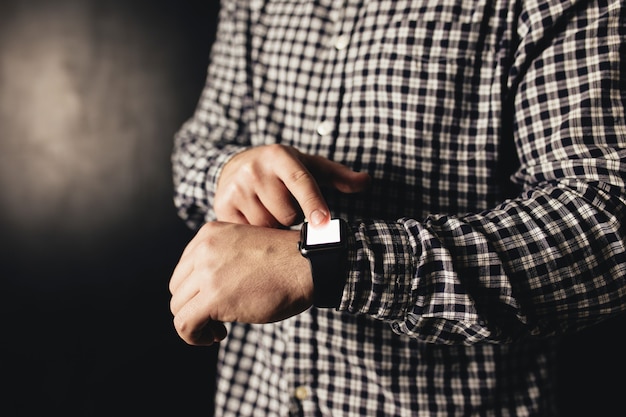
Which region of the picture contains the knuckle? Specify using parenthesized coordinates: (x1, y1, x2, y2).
(239, 161, 262, 183)
(264, 143, 299, 162)
(265, 143, 288, 155)
(213, 196, 236, 220)
(213, 196, 227, 214)
(277, 210, 299, 227)
(173, 314, 189, 338)
(196, 223, 220, 247)
(199, 221, 219, 235)
(288, 168, 311, 185)
(195, 241, 214, 261)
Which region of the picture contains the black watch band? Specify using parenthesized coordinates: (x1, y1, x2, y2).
(307, 248, 347, 308)
(298, 219, 349, 308)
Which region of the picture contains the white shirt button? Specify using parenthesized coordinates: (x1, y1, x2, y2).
(316, 120, 334, 136)
(334, 34, 351, 50)
(294, 386, 309, 401)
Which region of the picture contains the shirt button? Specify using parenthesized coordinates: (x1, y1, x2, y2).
(294, 386, 309, 401)
(334, 34, 350, 50)
(316, 120, 334, 136)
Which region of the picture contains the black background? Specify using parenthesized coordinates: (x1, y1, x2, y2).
(0, 1, 624, 416)
(1, 1, 219, 415)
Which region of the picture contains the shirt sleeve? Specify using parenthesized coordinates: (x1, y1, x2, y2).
(339, 0, 626, 344)
(172, 1, 253, 230)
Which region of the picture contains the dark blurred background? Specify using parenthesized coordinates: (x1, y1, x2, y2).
(0, 1, 624, 416)
(0, 0, 219, 415)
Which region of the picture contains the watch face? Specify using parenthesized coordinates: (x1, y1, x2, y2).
(306, 218, 342, 245)
(299, 218, 346, 255)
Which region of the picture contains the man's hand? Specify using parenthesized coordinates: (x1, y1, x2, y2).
(215, 144, 370, 228)
(169, 221, 313, 346)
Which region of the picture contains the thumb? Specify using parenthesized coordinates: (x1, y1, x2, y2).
(305, 155, 371, 194)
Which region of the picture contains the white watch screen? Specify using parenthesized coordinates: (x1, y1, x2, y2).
(306, 218, 341, 245)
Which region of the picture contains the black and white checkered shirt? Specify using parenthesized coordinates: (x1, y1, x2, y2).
(172, 0, 626, 415)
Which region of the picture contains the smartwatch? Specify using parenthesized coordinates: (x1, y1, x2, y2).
(298, 218, 349, 308)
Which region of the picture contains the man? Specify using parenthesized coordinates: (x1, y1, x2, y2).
(169, 0, 626, 415)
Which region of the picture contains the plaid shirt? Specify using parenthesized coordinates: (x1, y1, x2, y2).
(172, 0, 626, 415)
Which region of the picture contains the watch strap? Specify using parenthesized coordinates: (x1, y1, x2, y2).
(308, 249, 347, 308)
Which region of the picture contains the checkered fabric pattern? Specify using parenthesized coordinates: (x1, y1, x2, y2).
(172, 0, 626, 415)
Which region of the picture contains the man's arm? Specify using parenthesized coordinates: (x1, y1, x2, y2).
(171, 0, 626, 348)
(172, 1, 254, 230)
(339, 0, 626, 343)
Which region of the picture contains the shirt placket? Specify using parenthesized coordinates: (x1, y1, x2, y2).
(311, 1, 356, 158)
(289, 3, 361, 415)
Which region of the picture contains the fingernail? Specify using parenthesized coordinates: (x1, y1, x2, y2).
(310, 209, 328, 226)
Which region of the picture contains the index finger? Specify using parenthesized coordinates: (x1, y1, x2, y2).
(275, 159, 330, 226)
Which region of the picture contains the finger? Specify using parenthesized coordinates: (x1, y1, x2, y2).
(275, 158, 330, 227)
(175, 318, 227, 346)
(187, 321, 227, 346)
(217, 208, 250, 225)
(169, 253, 194, 295)
(329, 169, 371, 193)
(219, 185, 283, 227)
(257, 178, 302, 227)
(169, 223, 215, 295)
(173, 295, 224, 346)
(214, 184, 253, 224)
(169, 273, 199, 316)
(206, 321, 228, 343)
(304, 154, 371, 193)
(240, 196, 283, 228)
(215, 176, 286, 227)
